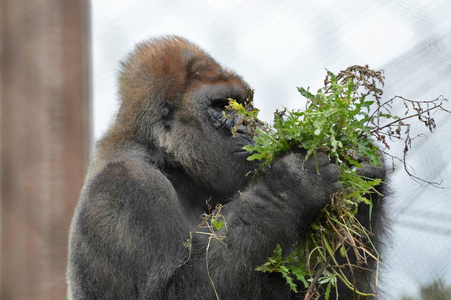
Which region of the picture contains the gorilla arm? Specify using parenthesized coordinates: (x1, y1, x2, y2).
(169, 152, 341, 299)
(67, 157, 192, 299)
(68, 151, 341, 300)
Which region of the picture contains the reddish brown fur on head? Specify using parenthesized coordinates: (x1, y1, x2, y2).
(107, 36, 248, 144)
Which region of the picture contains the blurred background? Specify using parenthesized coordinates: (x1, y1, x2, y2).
(1, 0, 450, 299)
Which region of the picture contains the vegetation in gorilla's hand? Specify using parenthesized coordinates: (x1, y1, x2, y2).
(225, 65, 450, 299)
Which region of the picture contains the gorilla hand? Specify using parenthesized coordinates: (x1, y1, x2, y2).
(262, 151, 342, 229)
(221, 151, 342, 249)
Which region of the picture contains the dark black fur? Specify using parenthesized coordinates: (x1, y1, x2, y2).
(67, 36, 386, 299)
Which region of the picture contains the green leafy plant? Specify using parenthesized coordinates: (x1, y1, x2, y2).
(225, 65, 449, 299)
(255, 244, 311, 293)
(182, 202, 227, 300)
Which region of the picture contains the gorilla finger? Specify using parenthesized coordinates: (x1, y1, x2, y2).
(320, 163, 341, 183)
(315, 151, 329, 167)
(271, 153, 303, 177)
(329, 181, 343, 195)
(356, 163, 386, 181)
(302, 151, 328, 171)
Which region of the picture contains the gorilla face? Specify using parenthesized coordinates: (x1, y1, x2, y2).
(161, 81, 256, 194)
(117, 37, 256, 194)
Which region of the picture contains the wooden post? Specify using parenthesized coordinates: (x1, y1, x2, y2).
(0, 0, 91, 299)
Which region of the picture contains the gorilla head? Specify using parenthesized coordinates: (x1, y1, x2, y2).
(108, 36, 255, 195)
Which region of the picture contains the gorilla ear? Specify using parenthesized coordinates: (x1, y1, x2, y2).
(161, 102, 173, 128)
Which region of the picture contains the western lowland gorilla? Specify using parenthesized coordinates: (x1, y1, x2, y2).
(67, 36, 387, 299)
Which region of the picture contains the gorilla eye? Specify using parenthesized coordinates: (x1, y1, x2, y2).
(211, 98, 230, 110)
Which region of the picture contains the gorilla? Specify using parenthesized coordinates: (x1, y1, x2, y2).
(67, 36, 387, 299)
